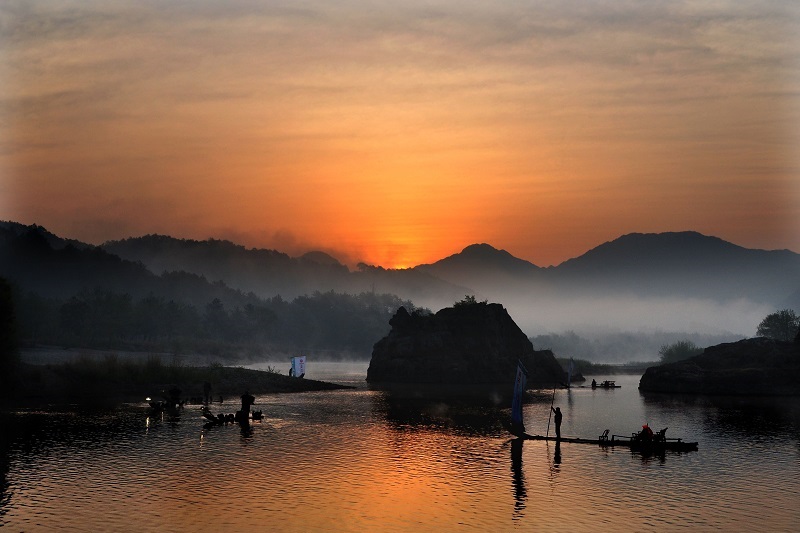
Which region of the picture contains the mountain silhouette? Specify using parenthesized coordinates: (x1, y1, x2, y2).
(3, 221, 798, 316)
(417, 243, 541, 280)
(551, 231, 799, 302)
(5, 220, 796, 360)
(103, 234, 348, 299)
(0, 222, 261, 308)
(101, 233, 468, 307)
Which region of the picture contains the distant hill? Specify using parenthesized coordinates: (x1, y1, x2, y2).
(0, 221, 92, 251)
(551, 231, 800, 303)
(103, 234, 348, 300)
(0, 222, 422, 359)
(6, 223, 797, 311)
(409, 232, 799, 309)
(415, 243, 543, 290)
(0, 223, 259, 309)
(102, 234, 468, 307)
(3, 221, 798, 352)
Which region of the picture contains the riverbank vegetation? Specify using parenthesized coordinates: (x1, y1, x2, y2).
(757, 309, 800, 342)
(658, 340, 704, 364)
(8, 354, 350, 404)
(556, 357, 652, 376)
(13, 287, 419, 359)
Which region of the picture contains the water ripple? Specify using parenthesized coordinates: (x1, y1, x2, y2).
(2, 372, 800, 532)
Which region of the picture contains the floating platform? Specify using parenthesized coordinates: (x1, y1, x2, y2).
(516, 432, 698, 452)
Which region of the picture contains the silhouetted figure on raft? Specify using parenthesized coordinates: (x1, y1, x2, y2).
(551, 406, 562, 440)
(241, 391, 255, 412)
(165, 386, 183, 409)
(236, 392, 256, 424)
(591, 379, 597, 388)
(636, 424, 654, 443)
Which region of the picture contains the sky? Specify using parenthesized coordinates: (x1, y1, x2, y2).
(2, 0, 799, 269)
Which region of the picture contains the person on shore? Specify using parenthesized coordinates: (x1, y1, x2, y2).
(551, 406, 562, 439)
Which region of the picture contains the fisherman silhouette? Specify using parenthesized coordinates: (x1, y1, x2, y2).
(551, 406, 562, 440)
(167, 386, 182, 408)
(241, 391, 255, 413)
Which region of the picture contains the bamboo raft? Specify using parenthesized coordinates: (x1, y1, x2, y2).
(516, 430, 698, 452)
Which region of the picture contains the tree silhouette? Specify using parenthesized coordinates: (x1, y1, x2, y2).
(756, 309, 799, 342)
(659, 340, 702, 364)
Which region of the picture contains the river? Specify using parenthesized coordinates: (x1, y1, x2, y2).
(1, 362, 798, 532)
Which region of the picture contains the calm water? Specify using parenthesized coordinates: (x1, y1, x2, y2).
(1, 363, 799, 532)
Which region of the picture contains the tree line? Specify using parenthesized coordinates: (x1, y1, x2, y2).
(657, 308, 799, 364)
(10, 284, 420, 359)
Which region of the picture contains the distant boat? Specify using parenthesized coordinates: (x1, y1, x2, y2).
(591, 380, 620, 389)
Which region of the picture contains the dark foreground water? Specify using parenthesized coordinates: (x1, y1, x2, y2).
(2, 364, 799, 532)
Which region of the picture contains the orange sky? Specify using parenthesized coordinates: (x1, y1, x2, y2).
(1, 1, 798, 268)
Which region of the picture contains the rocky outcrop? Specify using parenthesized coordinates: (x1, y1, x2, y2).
(366, 303, 564, 387)
(639, 336, 800, 395)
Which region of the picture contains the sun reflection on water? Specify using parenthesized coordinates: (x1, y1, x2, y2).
(1, 373, 799, 532)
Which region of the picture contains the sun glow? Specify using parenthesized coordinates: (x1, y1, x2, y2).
(2, 1, 797, 266)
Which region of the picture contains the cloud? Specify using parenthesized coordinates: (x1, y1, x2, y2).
(1, 1, 798, 267)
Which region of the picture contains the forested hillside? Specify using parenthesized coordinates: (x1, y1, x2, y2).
(1, 223, 420, 359)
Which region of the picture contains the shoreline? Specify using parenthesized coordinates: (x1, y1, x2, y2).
(4, 361, 354, 407)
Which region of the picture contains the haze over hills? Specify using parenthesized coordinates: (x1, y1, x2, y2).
(103, 230, 799, 330)
(552, 231, 799, 302)
(101, 234, 469, 308)
(2, 220, 798, 360)
(414, 232, 799, 338)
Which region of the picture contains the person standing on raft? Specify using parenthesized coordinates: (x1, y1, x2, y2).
(551, 406, 562, 440)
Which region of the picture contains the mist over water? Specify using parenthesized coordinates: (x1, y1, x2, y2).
(410, 290, 767, 362)
(506, 295, 766, 340)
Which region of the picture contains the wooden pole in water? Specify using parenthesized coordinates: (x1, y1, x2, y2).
(546, 385, 556, 437)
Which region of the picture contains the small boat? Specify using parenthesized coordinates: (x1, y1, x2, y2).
(591, 380, 620, 389)
(202, 411, 237, 426)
